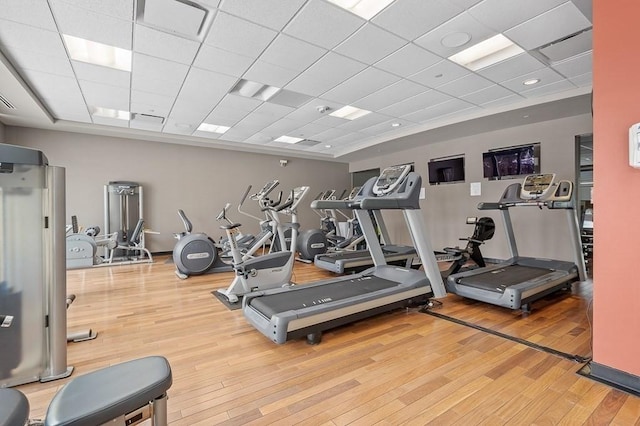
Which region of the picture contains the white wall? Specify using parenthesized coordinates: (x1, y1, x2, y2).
(6, 127, 350, 252)
(349, 113, 592, 262)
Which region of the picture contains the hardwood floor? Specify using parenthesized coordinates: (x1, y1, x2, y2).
(16, 256, 639, 425)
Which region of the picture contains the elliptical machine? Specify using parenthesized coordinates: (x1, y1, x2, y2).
(217, 186, 309, 304)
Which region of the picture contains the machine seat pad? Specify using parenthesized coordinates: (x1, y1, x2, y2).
(0, 388, 29, 426)
(44, 356, 172, 426)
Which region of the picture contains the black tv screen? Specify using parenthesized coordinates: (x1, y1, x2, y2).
(428, 156, 465, 185)
(483, 144, 539, 180)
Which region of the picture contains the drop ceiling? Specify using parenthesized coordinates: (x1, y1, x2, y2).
(0, 0, 593, 161)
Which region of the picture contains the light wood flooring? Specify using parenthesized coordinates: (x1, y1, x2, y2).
(16, 256, 640, 425)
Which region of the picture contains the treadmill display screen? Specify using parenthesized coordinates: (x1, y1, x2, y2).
(373, 165, 411, 195)
(521, 174, 555, 199)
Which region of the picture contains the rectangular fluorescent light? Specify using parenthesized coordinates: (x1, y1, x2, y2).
(63, 34, 132, 72)
(328, 0, 394, 20)
(448, 34, 524, 71)
(274, 135, 304, 144)
(91, 106, 130, 120)
(197, 123, 230, 134)
(329, 105, 371, 120)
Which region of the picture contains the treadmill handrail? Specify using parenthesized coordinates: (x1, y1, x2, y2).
(479, 200, 575, 210)
(310, 199, 353, 210)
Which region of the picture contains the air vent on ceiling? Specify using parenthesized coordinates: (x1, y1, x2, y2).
(0, 93, 16, 110)
(136, 0, 212, 41)
(131, 113, 165, 124)
(536, 28, 592, 64)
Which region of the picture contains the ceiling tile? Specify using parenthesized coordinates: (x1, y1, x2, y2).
(352, 79, 429, 111)
(258, 34, 327, 73)
(322, 67, 400, 105)
(131, 53, 190, 97)
(261, 118, 307, 137)
(570, 0, 592, 21)
(312, 127, 353, 142)
(130, 120, 164, 132)
(378, 90, 452, 117)
(163, 118, 197, 135)
(504, 2, 592, 51)
(293, 122, 333, 139)
(313, 113, 353, 128)
(193, 44, 255, 77)
(72, 61, 130, 88)
(244, 133, 274, 144)
(437, 73, 494, 97)
(92, 115, 129, 128)
(49, 0, 133, 49)
(402, 98, 476, 122)
(218, 0, 306, 31)
(79, 79, 130, 111)
(0, 0, 58, 30)
(551, 51, 592, 79)
(478, 53, 545, 83)
(480, 93, 524, 110)
(374, 44, 441, 78)
(521, 79, 577, 99)
(0, 20, 68, 57)
(285, 52, 366, 97)
(359, 119, 419, 136)
(130, 90, 175, 111)
(460, 84, 516, 105)
(469, 0, 566, 33)
(408, 60, 470, 88)
(42, 92, 91, 122)
(134, 25, 200, 65)
(334, 23, 407, 65)
(372, 0, 460, 41)
(176, 68, 237, 112)
(283, 0, 364, 50)
(253, 102, 296, 120)
(167, 97, 211, 123)
(21, 69, 83, 107)
(448, 0, 483, 9)
(204, 11, 278, 58)
(4, 47, 74, 77)
(569, 72, 592, 88)
(500, 67, 565, 93)
(337, 112, 393, 132)
(415, 12, 496, 58)
(242, 60, 299, 88)
(55, 0, 134, 21)
(205, 95, 262, 125)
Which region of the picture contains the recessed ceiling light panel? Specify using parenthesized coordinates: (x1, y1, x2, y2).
(91, 106, 131, 120)
(275, 135, 304, 144)
(327, 0, 394, 20)
(330, 105, 371, 120)
(63, 35, 132, 72)
(523, 78, 541, 86)
(197, 123, 230, 133)
(448, 34, 524, 71)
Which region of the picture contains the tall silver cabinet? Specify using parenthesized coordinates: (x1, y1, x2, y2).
(0, 144, 71, 387)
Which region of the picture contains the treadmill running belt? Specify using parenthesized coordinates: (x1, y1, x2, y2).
(457, 265, 554, 293)
(250, 276, 398, 318)
(316, 248, 400, 262)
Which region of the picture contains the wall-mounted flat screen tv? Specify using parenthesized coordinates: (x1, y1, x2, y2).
(482, 143, 540, 180)
(428, 156, 465, 185)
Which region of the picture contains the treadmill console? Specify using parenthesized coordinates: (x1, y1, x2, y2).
(253, 180, 279, 199)
(372, 165, 412, 196)
(520, 174, 555, 200)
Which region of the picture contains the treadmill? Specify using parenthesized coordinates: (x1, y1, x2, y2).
(313, 206, 417, 274)
(446, 174, 587, 313)
(242, 165, 446, 344)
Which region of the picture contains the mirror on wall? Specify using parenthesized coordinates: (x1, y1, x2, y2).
(576, 133, 593, 275)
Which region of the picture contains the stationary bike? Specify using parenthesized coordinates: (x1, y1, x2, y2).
(216, 186, 309, 304)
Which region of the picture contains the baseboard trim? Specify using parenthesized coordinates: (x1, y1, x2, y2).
(578, 362, 640, 396)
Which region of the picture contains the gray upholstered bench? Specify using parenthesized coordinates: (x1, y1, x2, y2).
(0, 387, 29, 426)
(0, 356, 172, 426)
